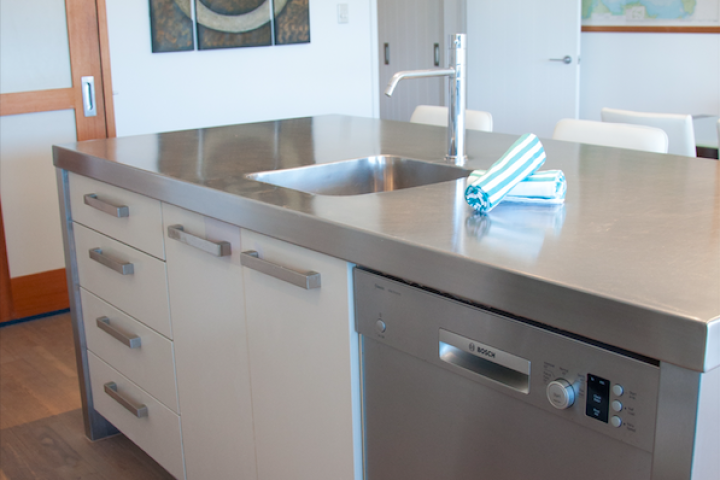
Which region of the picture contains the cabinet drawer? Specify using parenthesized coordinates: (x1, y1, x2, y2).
(82, 288, 178, 413)
(74, 223, 172, 339)
(69, 172, 165, 259)
(88, 353, 185, 479)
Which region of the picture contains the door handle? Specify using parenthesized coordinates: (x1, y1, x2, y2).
(434, 43, 440, 67)
(81, 76, 97, 117)
(167, 225, 231, 257)
(240, 250, 321, 289)
(384, 43, 390, 65)
(549, 56, 572, 65)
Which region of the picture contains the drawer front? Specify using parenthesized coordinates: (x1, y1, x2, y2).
(75, 223, 172, 339)
(69, 172, 165, 259)
(82, 288, 178, 413)
(88, 353, 185, 479)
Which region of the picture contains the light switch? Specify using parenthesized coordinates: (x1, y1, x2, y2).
(337, 3, 349, 24)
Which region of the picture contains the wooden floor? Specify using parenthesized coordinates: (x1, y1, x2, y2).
(0, 313, 175, 479)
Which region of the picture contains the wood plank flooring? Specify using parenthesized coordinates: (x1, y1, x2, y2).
(0, 313, 175, 479)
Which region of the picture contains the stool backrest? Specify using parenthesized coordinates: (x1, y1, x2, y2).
(410, 105, 493, 132)
(601, 107, 695, 157)
(552, 118, 669, 154)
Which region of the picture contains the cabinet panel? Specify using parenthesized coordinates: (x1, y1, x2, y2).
(69, 172, 165, 259)
(242, 230, 362, 480)
(88, 352, 185, 480)
(74, 223, 172, 338)
(163, 204, 257, 480)
(82, 288, 178, 413)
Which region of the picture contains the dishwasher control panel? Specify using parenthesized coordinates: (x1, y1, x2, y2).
(354, 268, 661, 454)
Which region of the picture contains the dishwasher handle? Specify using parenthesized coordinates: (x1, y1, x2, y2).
(439, 329, 530, 394)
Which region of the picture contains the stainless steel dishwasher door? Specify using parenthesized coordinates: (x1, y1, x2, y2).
(354, 268, 661, 480)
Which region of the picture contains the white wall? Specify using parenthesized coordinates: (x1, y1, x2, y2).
(580, 32, 720, 120)
(106, 0, 380, 137)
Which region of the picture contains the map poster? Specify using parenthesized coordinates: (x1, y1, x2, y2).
(582, 0, 720, 27)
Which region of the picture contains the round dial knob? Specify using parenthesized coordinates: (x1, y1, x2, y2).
(546, 379, 575, 410)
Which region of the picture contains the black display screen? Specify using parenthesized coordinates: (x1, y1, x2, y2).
(586, 374, 610, 423)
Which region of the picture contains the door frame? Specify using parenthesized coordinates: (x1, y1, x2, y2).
(0, 0, 115, 323)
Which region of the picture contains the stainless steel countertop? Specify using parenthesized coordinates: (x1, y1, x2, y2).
(53, 115, 720, 372)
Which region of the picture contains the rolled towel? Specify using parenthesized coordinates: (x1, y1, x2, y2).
(472, 169, 566, 204)
(465, 133, 546, 213)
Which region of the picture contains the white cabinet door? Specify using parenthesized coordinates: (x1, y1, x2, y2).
(241, 230, 362, 480)
(163, 204, 257, 480)
(467, 0, 581, 138)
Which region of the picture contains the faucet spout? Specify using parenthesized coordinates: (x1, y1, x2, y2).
(385, 69, 455, 97)
(384, 34, 468, 165)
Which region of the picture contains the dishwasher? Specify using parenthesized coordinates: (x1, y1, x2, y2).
(354, 268, 661, 480)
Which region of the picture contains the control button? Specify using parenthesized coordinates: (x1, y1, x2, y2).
(612, 384, 624, 397)
(612, 400, 623, 412)
(611, 416, 623, 428)
(375, 320, 387, 334)
(547, 379, 575, 410)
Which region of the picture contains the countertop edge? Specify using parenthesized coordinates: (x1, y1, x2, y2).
(53, 145, 717, 372)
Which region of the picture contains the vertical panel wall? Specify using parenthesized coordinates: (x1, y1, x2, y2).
(377, 0, 444, 122)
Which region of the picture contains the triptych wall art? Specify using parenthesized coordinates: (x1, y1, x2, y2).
(149, 0, 310, 53)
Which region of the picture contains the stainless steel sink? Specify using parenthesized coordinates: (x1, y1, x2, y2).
(246, 156, 471, 196)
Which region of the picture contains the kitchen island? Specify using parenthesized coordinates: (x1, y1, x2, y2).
(54, 115, 720, 480)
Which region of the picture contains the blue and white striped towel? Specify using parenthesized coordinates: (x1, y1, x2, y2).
(465, 133, 546, 213)
(471, 169, 566, 205)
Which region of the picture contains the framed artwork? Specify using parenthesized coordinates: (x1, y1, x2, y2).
(149, 0, 195, 52)
(149, 0, 310, 52)
(196, 0, 273, 50)
(274, 0, 311, 45)
(581, 0, 720, 33)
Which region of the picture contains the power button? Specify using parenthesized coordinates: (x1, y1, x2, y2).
(375, 320, 387, 334)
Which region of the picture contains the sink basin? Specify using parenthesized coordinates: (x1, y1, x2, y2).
(246, 156, 471, 196)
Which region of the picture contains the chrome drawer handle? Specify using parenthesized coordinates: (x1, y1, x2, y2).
(104, 382, 148, 418)
(167, 224, 231, 257)
(83, 194, 129, 218)
(96, 317, 141, 349)
(89, 248, 134, 275)
(240, 251, 321, 290)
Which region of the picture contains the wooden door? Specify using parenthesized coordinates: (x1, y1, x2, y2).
(378, 0, 445, 122)
(0, 0, 114, 323)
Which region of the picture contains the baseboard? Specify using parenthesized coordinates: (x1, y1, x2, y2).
(0, 309, 70, 328)
(4, 268, 70, 322)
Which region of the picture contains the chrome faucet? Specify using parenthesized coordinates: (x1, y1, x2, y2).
(385, 34, 468, 165)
